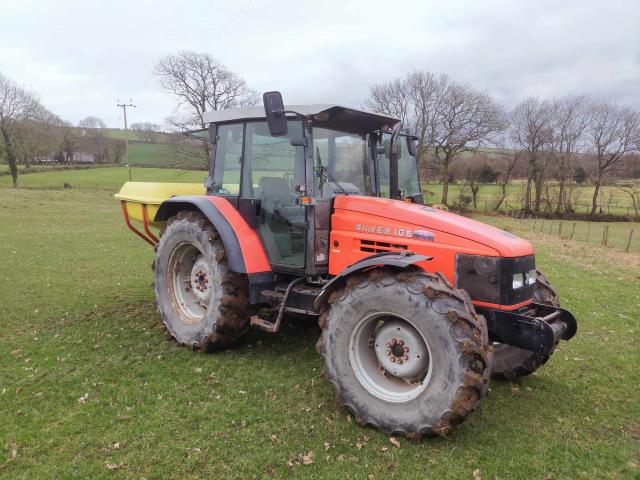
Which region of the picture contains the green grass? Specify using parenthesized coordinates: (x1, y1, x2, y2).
(127, 143, 207, 169)
(104, 130, 173, 143)
(0, 167, 206, 191)
(1, 189, 638, 478)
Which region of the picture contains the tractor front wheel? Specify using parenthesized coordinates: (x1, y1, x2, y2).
(154, 211, 250, 350)
(317, 269, 491, 439)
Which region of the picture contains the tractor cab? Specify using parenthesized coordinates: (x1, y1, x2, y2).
(201, 94, 419, 276)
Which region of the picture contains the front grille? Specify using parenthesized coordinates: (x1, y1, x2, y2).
(359, 239, 408, 254)
(455, 254, 535, 305)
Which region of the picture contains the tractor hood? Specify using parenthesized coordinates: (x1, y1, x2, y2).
(333, 196, 533, 258)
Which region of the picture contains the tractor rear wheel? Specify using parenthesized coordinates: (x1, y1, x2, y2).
(490, 269, 560, 380)
(317, 269, 491, 439)
(153, 211, 250, 350)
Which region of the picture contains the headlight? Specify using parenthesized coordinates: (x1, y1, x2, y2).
(512, 273, 525, 289)
(525, 269, 537, 285)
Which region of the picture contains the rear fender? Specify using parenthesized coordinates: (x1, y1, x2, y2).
(313, 252, 431, 312)
(155, 196, 273, 300)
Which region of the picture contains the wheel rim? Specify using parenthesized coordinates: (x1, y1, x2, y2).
(349, 312, 432, 403)
(167, 242, 213, 324)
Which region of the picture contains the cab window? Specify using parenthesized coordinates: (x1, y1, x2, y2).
(212, 123, 243, 195)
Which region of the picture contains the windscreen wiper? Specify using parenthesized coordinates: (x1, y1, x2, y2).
(315, 147, 348, 196)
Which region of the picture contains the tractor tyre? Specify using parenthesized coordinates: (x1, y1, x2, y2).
(490, 269, 560, 380)
(317, 268, 491, 439)
(153, 211, 250, 350)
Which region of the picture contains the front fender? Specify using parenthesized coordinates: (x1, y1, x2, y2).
(313, 252, 431, 312)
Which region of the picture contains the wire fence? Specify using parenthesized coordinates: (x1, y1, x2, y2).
(501, 212, 638, 254)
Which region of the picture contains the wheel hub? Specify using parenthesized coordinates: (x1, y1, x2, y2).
(373, 320, 429, 380)
(190, 257, 211, 303)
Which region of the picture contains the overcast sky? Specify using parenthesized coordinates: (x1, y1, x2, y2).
(2, 0, 639, 128)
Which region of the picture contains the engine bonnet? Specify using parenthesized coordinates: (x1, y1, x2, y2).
(333, 196, 534, 258)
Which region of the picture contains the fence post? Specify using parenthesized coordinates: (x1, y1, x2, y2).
(626, 229, 634, 252)
(533, 217, 537, 231)
(601, 225, 609, 247)
(559, 221, 563, 237)
(570, 222, 576, 240)
(586, 223, 590, 243)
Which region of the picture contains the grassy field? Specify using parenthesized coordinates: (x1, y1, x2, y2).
(0, 167, 206, 191)
(1, 187, 638, 479)
(127, 143, 207, 169)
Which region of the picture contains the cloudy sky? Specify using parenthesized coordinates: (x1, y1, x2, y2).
(2, 0, 639, 128)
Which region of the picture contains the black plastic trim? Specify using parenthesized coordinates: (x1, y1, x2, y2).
(456, 254, 535, 305)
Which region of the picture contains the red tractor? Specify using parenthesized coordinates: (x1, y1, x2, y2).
(117, 91, 577, 438)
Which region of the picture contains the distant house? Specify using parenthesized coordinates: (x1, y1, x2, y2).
(73, 152, 95, 163)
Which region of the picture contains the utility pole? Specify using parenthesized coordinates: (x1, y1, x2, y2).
(117, 99, 136, 181)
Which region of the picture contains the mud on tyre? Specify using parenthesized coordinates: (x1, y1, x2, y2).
(153, 211, 250, 350)
(317, 268, 492, 439)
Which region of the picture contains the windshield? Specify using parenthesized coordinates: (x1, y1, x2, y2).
(313, 127, 370, 198)
(377, 133, 421, 198)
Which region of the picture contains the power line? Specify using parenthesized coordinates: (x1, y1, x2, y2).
(205, 0, 255, 48)
(175, 0, 218, 50)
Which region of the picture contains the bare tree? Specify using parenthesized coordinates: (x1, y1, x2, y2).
(430, 82, 505, 205)
(585, 102, 640, 215)
(364, 78, 411, 126)
(509, 97, 553, 213)
(617, 181, 640, 217)
(548, 95, 590, 213)
(155, 51, 258, 157)
(59, 122, 78, 163)
(0, 72, 49, 186)
(77, 116, 106, 129)
(493, 151, 520, 211)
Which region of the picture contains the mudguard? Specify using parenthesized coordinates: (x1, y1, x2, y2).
(155, 195, 271, 277)
(313, 251, 431, 312)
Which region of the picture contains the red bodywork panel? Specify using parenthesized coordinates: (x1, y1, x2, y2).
(205, 196, 271, 274)
(329, 196, 535, 309)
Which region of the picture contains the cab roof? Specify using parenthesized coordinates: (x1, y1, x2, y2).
(202, 104, 400, 133)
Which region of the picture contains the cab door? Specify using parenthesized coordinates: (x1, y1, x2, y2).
(241, 120, 306, 271)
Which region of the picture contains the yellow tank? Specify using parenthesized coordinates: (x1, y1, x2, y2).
(115, 182, 206, 228)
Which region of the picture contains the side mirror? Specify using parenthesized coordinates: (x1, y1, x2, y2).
(263, 91, 288, 136)
(407, 137, 417, 156)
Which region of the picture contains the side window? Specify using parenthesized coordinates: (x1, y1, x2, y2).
(241, 121, 304, 198)
(212, 123, 244, 195)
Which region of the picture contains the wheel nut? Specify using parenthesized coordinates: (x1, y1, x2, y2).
(397, 359, 403, 365)
(399, 340, 405, 346)
(404, 346, 409, 353)
(386, 349, 391, 356)
(390, 357, 396, 363)
(403, 355, 409, 361)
